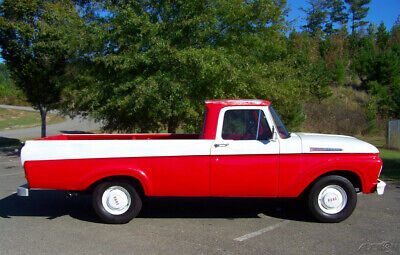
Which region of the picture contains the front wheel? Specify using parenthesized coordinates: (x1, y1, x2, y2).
(92, 180, 142, 224)
(307, 175, 357, 223)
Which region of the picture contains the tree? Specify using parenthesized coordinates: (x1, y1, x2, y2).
(325, 0, 348, 34)
(65, 0, 308, 133)
(390, 15, 400, 45)
(353, 38, 400, 118)
(345, 0, 371, 34)
(301, 0, 328, 36)
(366, 23, 376, 38)
(0, 0, 84, 137)
(0, 63, 9, 85)
(376, 22, 389, 51)
(332, 57, 346, 85)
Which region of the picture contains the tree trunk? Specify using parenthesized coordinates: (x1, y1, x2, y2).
(167, 118, 177, 133)
(39, 105, 47, 138)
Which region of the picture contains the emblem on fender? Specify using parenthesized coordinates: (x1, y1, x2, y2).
(310, 147, 343, 152)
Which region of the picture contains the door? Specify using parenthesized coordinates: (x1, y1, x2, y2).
(210, 107, 279, 197)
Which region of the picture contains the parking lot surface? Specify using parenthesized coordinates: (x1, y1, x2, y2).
(0, 149, 399, 254)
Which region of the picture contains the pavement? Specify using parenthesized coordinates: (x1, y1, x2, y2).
(0, 105, 102, 139)
(0, 149, 399, 254)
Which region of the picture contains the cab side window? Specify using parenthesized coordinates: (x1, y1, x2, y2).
(222, 109, 272, 140)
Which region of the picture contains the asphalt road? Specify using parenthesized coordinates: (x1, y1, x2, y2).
(0, 149, 399, 255)
(0, 105, 101, 139)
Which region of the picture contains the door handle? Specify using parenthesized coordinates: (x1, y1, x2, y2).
(214, 143, 229, 148)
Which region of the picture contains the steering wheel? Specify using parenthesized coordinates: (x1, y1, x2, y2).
(243, 119, 257, 140)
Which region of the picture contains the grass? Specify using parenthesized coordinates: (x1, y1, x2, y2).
(357, 135, 400, 181)
(378, 149, 400, 181)
(0, 108, 65, 131)
(356, 135, 386, 148)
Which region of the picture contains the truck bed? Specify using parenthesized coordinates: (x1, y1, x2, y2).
(36, 133, 200, 140)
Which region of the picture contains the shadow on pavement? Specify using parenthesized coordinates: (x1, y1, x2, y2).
(140, 196, 314, 222)
(0, 137, 22, 156)
(0, 191, 101, 223)
(0, 190, 315, 223)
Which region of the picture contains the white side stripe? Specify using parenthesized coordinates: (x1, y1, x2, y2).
(21, 140, 215, 164)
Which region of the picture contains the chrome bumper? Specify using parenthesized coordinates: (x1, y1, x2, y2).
(17, 184, 29, 196)
(376, 179, 386, 195)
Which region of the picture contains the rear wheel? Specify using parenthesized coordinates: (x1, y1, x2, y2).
(307, 175, 357, 223)
(92, 180, 142, 224)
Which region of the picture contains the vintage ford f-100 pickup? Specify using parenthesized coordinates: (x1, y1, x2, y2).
(18, 99, 386, 223)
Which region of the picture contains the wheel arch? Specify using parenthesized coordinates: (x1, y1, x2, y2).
(77, 165, 152, 197)
(300, 170, 363, 197)
(85, 175, 147, 198)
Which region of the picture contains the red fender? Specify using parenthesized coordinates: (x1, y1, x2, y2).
(278, 154, 381, 197)
(77, 165, 152, 195)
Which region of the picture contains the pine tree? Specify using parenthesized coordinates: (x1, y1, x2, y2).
(325, 0, 348, 34)
(301, 0, 328, 36)
(376, 22, 390, 51)
(345, 0, 372, 34)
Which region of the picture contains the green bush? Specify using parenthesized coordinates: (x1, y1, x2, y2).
(332, 58, 346, 86)
(0, 82, 27, 106)
(365, 99, 378, 134)
(0, 63, 27, 105)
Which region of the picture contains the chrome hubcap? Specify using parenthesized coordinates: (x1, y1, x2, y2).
(317, 185, 347, 214)
(102, 186, 131, 215)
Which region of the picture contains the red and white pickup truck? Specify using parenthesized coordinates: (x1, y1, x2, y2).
(18, 99, 386, 223)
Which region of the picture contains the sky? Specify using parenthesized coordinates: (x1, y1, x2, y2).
(1, 0, 399, 63)
(287, 0, 400, 31)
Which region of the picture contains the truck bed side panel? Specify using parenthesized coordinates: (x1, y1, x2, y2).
(24, 156, 210, 196)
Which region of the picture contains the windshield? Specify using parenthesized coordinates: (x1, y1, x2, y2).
(269, 106, 290, 139)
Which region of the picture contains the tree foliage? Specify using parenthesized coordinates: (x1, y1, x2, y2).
(0, 0, 398, 137)
(0, 63, 26, 105)
(376, 22, 390, 51)
(65, 0, 314, 133)
(301, 0, 328, 36)
(345, 0, 371, 33)
(351, 24, 400, 118)
(325, 0, 348, 34)
(0, 0, 85, 137)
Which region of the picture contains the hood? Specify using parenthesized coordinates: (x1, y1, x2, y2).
(295, 133, 379, 154)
